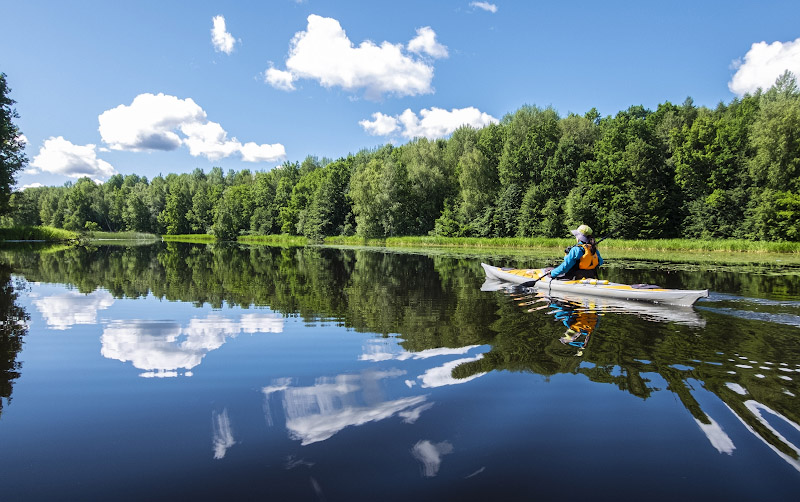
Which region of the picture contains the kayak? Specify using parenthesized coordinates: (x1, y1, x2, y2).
(481, 263, 709, 306)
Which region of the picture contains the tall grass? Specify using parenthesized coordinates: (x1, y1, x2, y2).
(0, 226, 78, 241)
(89, 231, 159, 241)
(323, 235, 800, 254)
(161, 234, 216, 243)
(238, 234, 309, 246)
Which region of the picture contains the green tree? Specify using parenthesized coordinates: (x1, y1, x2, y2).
(212, 184, 254, 241)
(0, 73, 27, 214)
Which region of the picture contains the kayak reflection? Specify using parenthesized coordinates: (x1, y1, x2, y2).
(483, 278, 707, 328)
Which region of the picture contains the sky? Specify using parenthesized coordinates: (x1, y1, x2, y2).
(3, 0, 800, 189)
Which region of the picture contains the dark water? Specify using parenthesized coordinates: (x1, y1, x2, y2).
(1, 243, 799, 501)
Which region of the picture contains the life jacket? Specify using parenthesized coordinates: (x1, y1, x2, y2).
(564, 243, 598, 269)
(562, 243, 599, 279)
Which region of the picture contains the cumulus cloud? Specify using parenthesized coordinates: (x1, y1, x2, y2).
(211, 15, 236, 54)
(98, 93, 286, 163)
(407, 26, 449, 58)
(729, 38, 800, 96)
(266, 15, 446, 99)
(360, 107, 498, 140)
(358, 112, 399, 136)
(264, 67, 296, 91)
(29, 137, 116, 180)
(470, 2, 498, 13)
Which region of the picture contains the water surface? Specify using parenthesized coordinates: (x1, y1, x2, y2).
(1, 243, 799, 501)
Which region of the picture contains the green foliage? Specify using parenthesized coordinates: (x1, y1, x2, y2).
(0, 226, 78, 241)
(0, 74, 27, 215)
(6, 73, 800, 242)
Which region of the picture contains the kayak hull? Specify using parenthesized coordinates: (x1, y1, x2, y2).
(481, 263, 708, 306)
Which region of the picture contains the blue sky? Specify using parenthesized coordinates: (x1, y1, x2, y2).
(3, 0, 800, 188)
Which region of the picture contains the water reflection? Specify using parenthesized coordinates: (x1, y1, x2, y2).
(263, 369, 430, 445)
(33, 289, 114, 330)
(212, 408, 236, 460)
(0, 265, 29, 420)
(101, 313, 284, 377)
(2, 243, 800, 493)
(412, 440, 454, 477)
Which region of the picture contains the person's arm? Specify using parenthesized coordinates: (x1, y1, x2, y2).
(596, 249, 603, 267)
(550, 246, 584, 278)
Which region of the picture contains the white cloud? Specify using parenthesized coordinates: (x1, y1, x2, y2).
(407, 27, 449, 59)
(729, 38, 800, 96)
(22, 182, 44, 189)
(99, 93, 205, 151)
(98, 93, 286, 163)
(29, 137, 116, 180)
(267, 15, 445, 99)
(264, 67, 296, 91)
(359, 112, 399, 136)
(470, 2, 498, 13)
(361, 107, 499, 140)
(240, 141, 287, 163)
(211, 15, 236, 54)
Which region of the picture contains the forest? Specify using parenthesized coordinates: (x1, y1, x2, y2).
(4, 72, 800, 242)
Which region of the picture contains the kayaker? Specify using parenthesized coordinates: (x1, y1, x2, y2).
(549, 224, 603, 280)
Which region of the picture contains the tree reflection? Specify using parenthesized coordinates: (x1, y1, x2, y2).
(0, 263, 29, 419)
(1, 242, 799, 467)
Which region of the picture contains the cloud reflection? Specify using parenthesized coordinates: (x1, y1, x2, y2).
(33, 289, 114, 330)
(411, 440, 454, 477)
(263, 370, 430, 445)
(418, 354, 486, 388)
(212, 408, 236, 459)
(694, 416, 736, 455)
(360, 338, 483, 362)
(101, 313, 284, 377)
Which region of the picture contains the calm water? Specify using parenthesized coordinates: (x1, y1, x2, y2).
(1, 243, 799, 501)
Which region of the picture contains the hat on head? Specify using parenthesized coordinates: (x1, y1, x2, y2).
(570, 224, 593, 243)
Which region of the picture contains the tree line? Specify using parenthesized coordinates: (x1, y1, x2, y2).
(4, 72, 800, 241)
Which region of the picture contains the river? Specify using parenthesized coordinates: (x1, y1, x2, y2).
(1, 242, 799, 501)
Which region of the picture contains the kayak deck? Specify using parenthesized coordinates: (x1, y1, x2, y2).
(481, 263, 708, 306)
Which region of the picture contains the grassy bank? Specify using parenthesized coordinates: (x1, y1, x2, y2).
(323, 235, 800, 254)
(161, 234, 216, 243)
(238, 234, 309, 246)
(88, 231, 159, 241)
(0, 226, 78, 242)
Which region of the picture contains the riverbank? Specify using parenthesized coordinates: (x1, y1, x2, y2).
(4, 228, 800, 257)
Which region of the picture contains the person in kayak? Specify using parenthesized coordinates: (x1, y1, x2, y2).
(549, 224, 603, 280)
